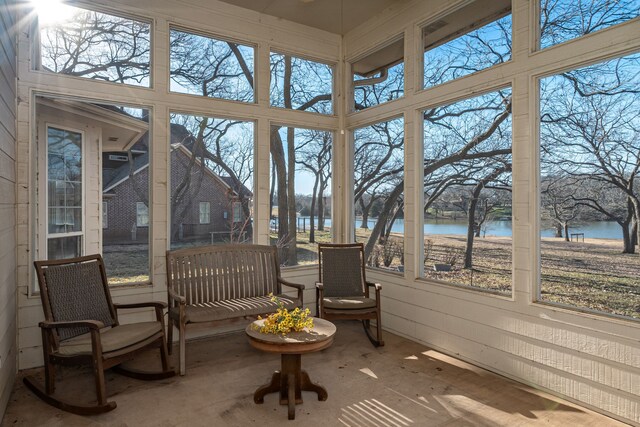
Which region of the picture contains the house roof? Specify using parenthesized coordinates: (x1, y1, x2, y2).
(103, 151, 149, 193)
(36, 97, 148, 151)
(103, 123, 253, 198)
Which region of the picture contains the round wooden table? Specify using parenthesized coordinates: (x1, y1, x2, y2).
(245, 318, 336, 420)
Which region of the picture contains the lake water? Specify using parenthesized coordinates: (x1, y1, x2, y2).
(297, 217, 624, 239)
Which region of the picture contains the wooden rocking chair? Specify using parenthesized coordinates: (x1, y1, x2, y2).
(316, 243, 384, 347)
(24, 254, 175, 415)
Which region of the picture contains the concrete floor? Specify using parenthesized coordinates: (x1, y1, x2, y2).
(2, 321, 627, 427)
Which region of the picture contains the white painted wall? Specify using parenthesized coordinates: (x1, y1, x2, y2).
(0, 0, 17, 420)
(343, 0, 640, 424)
(10, 0, 640, 425)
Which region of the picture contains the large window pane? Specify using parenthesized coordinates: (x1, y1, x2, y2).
(170, 29, 254, 102)
(101, 106, 150, 284)
(539, 53, 640, 319)
(423, 89, 512, 294)
(353, 118, 404, 272)
(423, 0, 511, 88)
(270, 53, 333, 114)
(352, 39, 404, 111)
(36, 4, 150, 86)
(170, 114, 254, 249)
(540, 0, 640, 49)
(37, 97, 151, 284)
(270, 126, 333, 266)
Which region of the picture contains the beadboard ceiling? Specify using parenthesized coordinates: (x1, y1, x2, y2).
(217, 0, 407, 35)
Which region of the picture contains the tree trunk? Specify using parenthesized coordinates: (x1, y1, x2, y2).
(622, 222, 633, 253)
(554, 223, 563, 238)
(283, 56, 297, 265)
(359, 198, 369, 229)
(464, 194, 479, 269)
(563, 222, 570, 242)
(309, 173, 319, 243)
(364, 184, 403, 261)
(384, 202, 403, 243)
(631, 198, 640, 247)
(270, 128, 289, 259)
(269, 159, 276, 226)
(286, 126, 297, 265)
(317, 177, 326, 231)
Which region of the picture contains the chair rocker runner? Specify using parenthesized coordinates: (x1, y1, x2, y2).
(316, 243, 384, 347)
(24, 254, 175, 415)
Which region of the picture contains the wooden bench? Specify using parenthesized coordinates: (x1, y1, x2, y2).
(166, 244, 304, 375)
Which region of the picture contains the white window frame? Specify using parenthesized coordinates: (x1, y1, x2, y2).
(40, 123, 86, 262)
(199, 201, 211, 224)
(232, 201, 241, 223)
(136, 201, 149, 227)
(102, 201, 108, 229)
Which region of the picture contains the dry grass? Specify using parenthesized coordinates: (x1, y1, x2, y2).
(540, 238, 640, 319)
(102, 244, 150, 284)
(103, 231, 639, 320)
(422, 235, 513, 294)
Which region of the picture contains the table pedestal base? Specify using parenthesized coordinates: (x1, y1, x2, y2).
(254, 353, 327, 420)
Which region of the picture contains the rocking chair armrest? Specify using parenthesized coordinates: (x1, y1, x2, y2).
(114, 302, 167, 322)
(167, 288, 186, 305)
(39, 319, 104, 330)
(366, 281, 382, 291)
(315, 282, 323, 290)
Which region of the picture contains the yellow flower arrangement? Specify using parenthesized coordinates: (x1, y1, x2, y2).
(254, 293, 313, 335)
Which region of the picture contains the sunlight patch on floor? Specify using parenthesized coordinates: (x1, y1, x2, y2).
(339, 398, 414, 427)
(359, 367, 378, 379)
(387, 388, 438, 414)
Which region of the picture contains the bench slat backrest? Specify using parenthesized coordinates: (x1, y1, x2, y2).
(166, 244, 282, 305)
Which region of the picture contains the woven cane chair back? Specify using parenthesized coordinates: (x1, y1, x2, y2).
(318, 243, 366, 298)
(36, 255, 115, 341)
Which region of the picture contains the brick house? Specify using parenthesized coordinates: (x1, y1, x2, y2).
(102, 123, 252, 245)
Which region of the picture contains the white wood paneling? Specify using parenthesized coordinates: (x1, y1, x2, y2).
(0, 0, 17, 420)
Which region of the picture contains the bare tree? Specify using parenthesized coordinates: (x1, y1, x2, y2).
(464, 164, 512, 269)
(295, 130, 332, 243)
(39, 7, 150, 85)
(540, 54, 640, 252)
(540, 0, 639, 48)
(269, 54, 333, 265)
(541, 177, 583, 240)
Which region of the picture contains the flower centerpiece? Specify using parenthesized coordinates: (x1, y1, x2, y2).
(254, 293, 313, 335)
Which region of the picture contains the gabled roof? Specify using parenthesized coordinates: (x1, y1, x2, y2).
(103, 123, 252, 198)
(103, 151, 149, 193)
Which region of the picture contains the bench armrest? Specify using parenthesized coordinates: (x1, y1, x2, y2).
(40, 319, 104, 330)
(114, 301, 167, 310)
(279, 278, 304, 305)
(114, 301, 167, 322)
(167, 288, 186, 305)
(280, 278, 304, 290)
